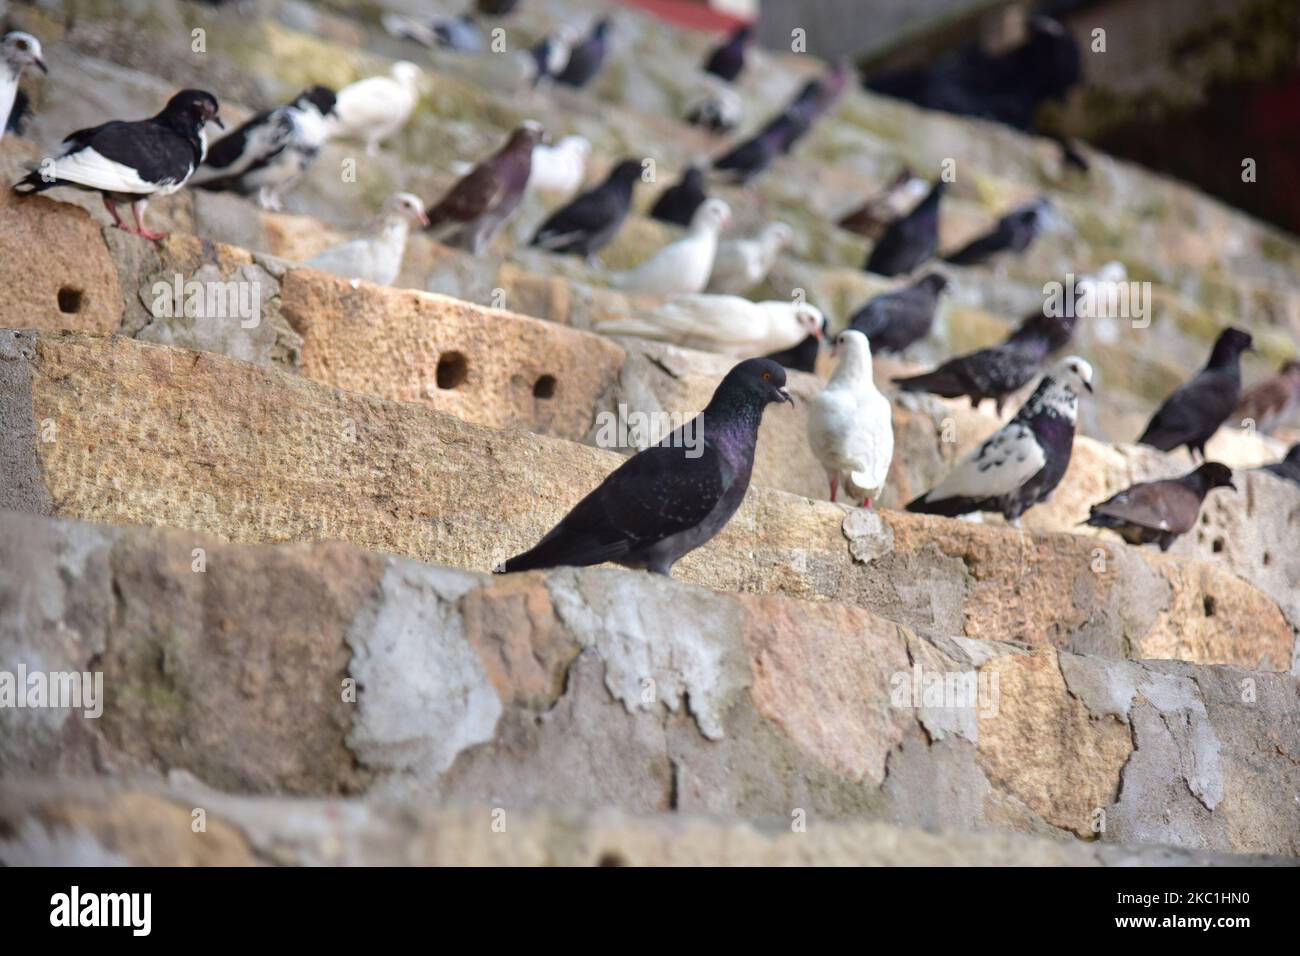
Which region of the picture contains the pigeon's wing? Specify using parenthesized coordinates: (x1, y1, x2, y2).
(853, 288, 931, 348)
(598, 295, 755, 346)
(707, 240, 761, 293)
(944, 220, 1014, 265)
(333, 78, 408, 127)
(926, 422, 1046, 502)
(504, 441, 734, 570)
(532, 184, 622, 247)
(195, 109, 293, 181)
(1089, 480, 1199, 535)
(49, 122, 195, 192)
(1139, 370, 1238, 449)
(428, 161, 505, 224)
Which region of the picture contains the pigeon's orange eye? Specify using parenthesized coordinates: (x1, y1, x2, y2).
(762, 371, 772, 381)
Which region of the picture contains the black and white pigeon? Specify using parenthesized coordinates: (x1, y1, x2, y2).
(763, 312, 827, 373)
(526, 25, 579, 87)
(944, 198, 1055, 267)
(649, 165, 708, 227)
(1258, 444, 1300, 487)
(1084, 462, 1236, 551)
(529, 157, 642, 264)
(865, 180, 946, 276)
(555, 18, 611, 89)
(1, 32, 46, 144)
(907, 356, 1094, 525)
(1137, 327, 1254, 461)
(498, 358, 793, 576)
(13, 88, 222, 241)
(849, 272, 948, 354)
(189, 86, 335, 210)
(424, 121, 545, 255)
(684, 83, 742, 134)
(892, 310, 1058, 415)
(703, 25, 752, 83)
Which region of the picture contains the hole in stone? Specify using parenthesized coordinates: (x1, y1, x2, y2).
(533, 374, 557, 399)
(596, 851, 626, 867)
(57, 287, 84, 314)
(1203, 595, 1217, 617)
(1262, 552, 1271, 567)
(1211, 537, 1224, 553)
(435, 352, 468, 390)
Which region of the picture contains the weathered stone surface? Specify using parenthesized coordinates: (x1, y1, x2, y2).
(2, 331, 1290, 670)
(3, 510, 1297, 855)
(6, 777, 1291, 866)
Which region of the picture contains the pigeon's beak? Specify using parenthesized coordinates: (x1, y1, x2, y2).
(416, 207, 431, 228)
(212, 114, 226, 130)
(34, 57, 48, 75)
(777, 386, 793, 405)
(1082, 380, 1093, 393)
(1226, 480, 1238, 493)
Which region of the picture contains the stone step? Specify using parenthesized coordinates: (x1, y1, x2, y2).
(1, 331, 1291, 670)
(0, 777, 1290, 866)
(2, 509, 1297, 856)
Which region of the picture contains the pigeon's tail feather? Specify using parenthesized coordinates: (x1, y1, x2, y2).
(906, 491, 987, 517)
(498, 529, 630, 574)
(893, 367, 969, 398)
(1135, 421, 1180, 452)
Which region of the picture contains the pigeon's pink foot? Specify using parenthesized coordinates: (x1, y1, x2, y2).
(102, 197, 128, 231)
(130, 201, 165, 241)
(829, 477, 838, 502)
(135, 227, 168, 242)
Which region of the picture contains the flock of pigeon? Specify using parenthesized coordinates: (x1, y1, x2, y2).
(2, 4, 1297, 581)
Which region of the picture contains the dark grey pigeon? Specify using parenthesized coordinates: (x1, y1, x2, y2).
(498, 359, 793, 577)
(476, 0, 520, 15)
(650, 166, 708, 227)
(1084, 462, 1235, 551)
(865, 180, 946, 276)
(764, 313, 828, 373)
(1138, 328, 1254, 461)
(530, 158, 642, 263)
(556, 18, 610, 88)
(893, 311, 1057, 415)
(849, 272, 947, 353)
(712, 122, 788, 185)
(907, 357, 1093, 525)
(1258, 444, 1300, 487)
(944, 198, 1053, 267)
(704, 25, 751, 83)
(13, 89, 222, 241)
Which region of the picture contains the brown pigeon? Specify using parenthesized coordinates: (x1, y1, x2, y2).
(1235, 359, 1300, 435)
(1084, 462, 1236, 551)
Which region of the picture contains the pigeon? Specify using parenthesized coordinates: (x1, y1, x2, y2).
(807, 329, 894, 507)
(838, 167, 929, 239)
(305, 192, 428, 287)
(703, 25, 752, 83)
(13, 89, 222, 241)
(613, 198, 731, 297)
(1137, 328, 1254, 461)
(711, 122, 788, 185)
(189, 86, 336, 210)
(907, 357, 1094, 525)
(5, 88, 29, 136)
(865, 180, 946, 276)
(530, 158, 642, 264)
(556, 18, 611, 89)
(763, 312, 828, 373)
(848, 272, 948, 354)
(597, 296, 824, 359)
(525, 25, 579, 87)
(498, 358, 793, 576)
(944, 198, 1055, 267)
(892, 311, 1058, 416)
(1006, 261, 1127, 354)
(649, 165, 708, 227)
(707, 221, 793, 296)
(424, 121, 545, 255)
(1084, 462, 1236, 551)
(326, 62, 422, 156)
(527, 134, 589, 199)
(765, 62, 849, 156)
(1, 32, 45, 144)
(381, 13, 485, 53)
(1258, 444, 1300, 487)
(476, 0, 520, 15)
(1235, 359, 1300, 435)
(684, 84, 742, 134)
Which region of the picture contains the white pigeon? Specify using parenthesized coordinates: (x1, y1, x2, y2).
(1, 32, 46, 144)
(528, 135, 590, 199)
(304, 192, 428, 287)
(613, 198, 731, 297)
(596, 295, 824, 358)
(326, 62, 422, 156)
(707, 221, 794, 296)
(806, 329, 894, 507)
